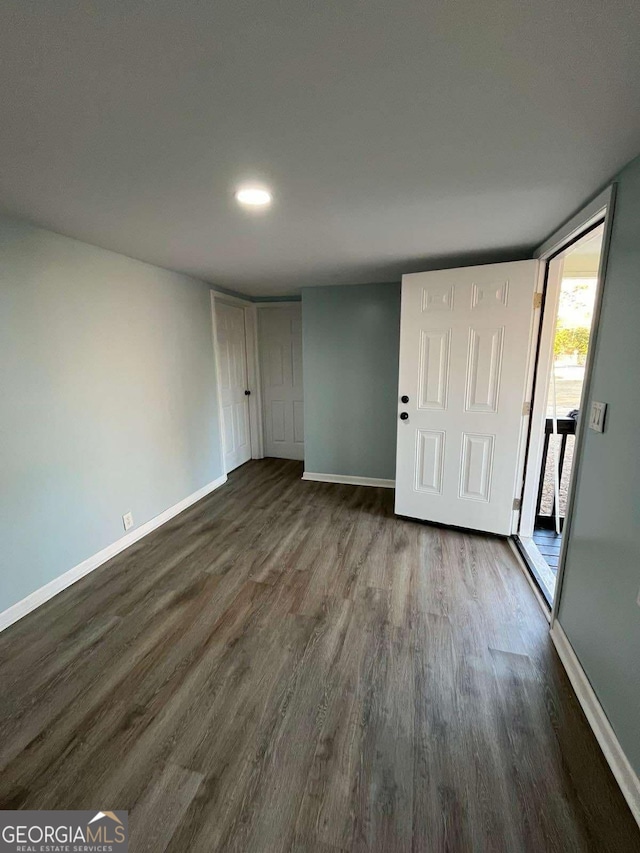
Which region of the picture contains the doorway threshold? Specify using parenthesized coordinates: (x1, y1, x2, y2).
(514, 535, 556, 607)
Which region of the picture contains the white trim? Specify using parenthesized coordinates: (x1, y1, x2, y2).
(514, 187, 616, 620)
(519, 191, 613, 538)
(302, 472, 395, 489)
(207, 290, 302, 310)
(255, 300, 302, 308)
(518, 256, 564, 537)
(507, 537, 551, 622)
(551, 184, 617, 624)
(0, 474, 228, 634)
(516, 535, 556, 602)
(208, 287, 253, 307)
(550, 622, 640, 827)
(535, 186, 614, 260)
(511, 258, 544, 534)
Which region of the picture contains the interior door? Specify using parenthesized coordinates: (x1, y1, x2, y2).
(259, 306, 304, 460)
(395, 260, 538, 535)
(215, 301, 252, 473)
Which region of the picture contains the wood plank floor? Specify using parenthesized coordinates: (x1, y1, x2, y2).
(0, 459, 638, 852)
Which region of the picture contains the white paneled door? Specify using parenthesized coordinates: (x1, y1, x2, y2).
(395, 261, 538, 535)
(215, 301, 252, 473)
(259, 306, 304, 460)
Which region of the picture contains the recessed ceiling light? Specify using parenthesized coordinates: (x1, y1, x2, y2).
(235, 185, 272, 208)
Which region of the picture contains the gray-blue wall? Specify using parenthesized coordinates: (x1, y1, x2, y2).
(302, 282, 400, 480)
(557, 154, 640, 774)
(0, 216, 223, 613)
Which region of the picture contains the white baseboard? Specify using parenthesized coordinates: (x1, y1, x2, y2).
(550, 621, 640, 827)
(0, 474, 228, 634)
(302, 471, 395, 489)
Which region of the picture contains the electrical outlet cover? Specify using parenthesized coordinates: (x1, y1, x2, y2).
(122, 511, 134, 531)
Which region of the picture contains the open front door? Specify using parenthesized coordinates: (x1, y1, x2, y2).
(394, 260, 538, 535)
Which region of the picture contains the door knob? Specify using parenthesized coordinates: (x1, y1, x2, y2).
(400, 412, 409, 420)
(244, 389, 251, 396)
(401, 395, 409, 404)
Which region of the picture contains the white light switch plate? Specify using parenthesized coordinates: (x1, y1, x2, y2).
(588, 401, 607, 432)
(122, 511, 134, 531)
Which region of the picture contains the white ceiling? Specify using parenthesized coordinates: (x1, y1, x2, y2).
(1, 1, 639, 296)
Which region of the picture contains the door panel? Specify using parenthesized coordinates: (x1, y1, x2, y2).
(259, 306, 304, 460)
(459, 432, 494, 501)
(465, 326, 503, 412)
(215, 301, 251, 473)
(415, 429, 445, 494)
(418, 329, 450, 409)
(395, 261, 537, 535)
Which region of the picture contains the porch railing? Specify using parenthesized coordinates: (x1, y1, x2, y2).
(535, 416, 577, 530)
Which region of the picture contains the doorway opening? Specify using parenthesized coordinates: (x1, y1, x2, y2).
(517, 222, 605, 606)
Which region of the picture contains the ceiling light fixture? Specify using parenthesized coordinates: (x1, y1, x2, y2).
(235, 185, 272, 208)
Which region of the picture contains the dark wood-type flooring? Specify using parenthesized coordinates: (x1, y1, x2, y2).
(1, 459, 638, 852)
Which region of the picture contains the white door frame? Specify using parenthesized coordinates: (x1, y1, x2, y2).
(255, 301, 301, 308)
(210, 290, 264, 461)
(515, 185, 616, 623)
(517, 255, 572, 538)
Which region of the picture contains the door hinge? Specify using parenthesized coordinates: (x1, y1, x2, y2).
(522, 401, 532, 416)
(512, 497, 522, 511)
(533, 292, 543, 309)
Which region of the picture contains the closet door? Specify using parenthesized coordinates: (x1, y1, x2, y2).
(259, 306, 304, 460)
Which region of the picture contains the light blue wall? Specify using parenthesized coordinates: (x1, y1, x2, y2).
(302, 283, 401, 480)
(0, 217, 223, 612)
(557, 154, 640, 774)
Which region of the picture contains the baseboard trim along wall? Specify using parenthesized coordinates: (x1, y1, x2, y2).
(302, 471, 395, 489)
(550, 621, 640, 827)
(0, 474, 228, 634)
